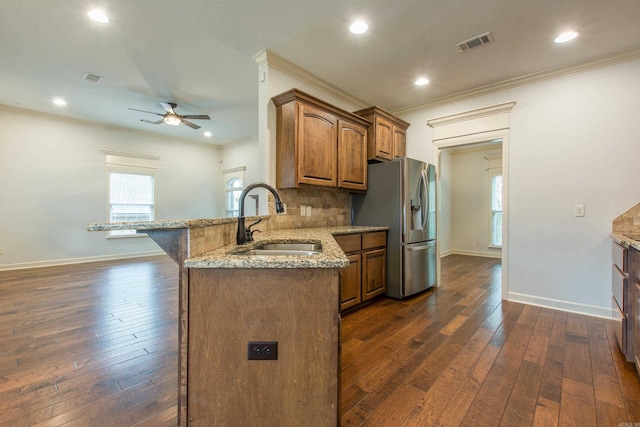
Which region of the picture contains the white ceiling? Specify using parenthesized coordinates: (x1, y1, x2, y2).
(1, 0, 640, 145)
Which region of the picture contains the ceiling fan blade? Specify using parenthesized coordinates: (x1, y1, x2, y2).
(181, 120, 201, 129)
(181, 114, 210, 120)
(141, 119, 164, 124)
(160, 102, 176, 114)
(129, 108, 164, 116)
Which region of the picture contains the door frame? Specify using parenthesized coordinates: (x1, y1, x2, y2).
(428, 102, 515, 300)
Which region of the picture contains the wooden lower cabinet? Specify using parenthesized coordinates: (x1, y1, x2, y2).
(340, 253, 362, 310)
(336, 231, 387, 312)
(632, 247, 640, 375)
(363, 248, 386, 300)
(187, 268, 340, 426)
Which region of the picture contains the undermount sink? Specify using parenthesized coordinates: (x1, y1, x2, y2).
(239, 242, 322, 256)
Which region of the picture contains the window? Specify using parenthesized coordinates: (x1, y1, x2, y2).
(109, 172, 154, 236)
(102, 149, 158, 238)
(225, 177, 243, 217)
(491, 172, 502, 247)
(222, 166, 246, 217)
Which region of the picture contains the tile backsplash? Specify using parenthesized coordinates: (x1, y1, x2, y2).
(612, 201, 640, 233)
(269, 188, 352, 229)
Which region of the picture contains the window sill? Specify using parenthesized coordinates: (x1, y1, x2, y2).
(488, 245, 502, 250)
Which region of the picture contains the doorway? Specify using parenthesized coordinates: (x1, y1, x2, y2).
(428, 101, 514, 300)
(439, 140, 503, 258)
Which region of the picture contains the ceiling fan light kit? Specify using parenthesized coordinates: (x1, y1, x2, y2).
(129, 102, 210, 130)
(163, 115, 182, 126)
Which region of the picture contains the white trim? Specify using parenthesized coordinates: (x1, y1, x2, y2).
(222, 166, 247, 175)
(253, 49, 369, 110)
(427, 102, 516, 128)
(393, 45, 640, 116)
(429, 102, 515, 143)
(0, 251, 166, 271)
(432, 104, 511, 300)
(508, 292, 611, 319)
(101, 149, 160, 161)
(444, 249, 502, 259)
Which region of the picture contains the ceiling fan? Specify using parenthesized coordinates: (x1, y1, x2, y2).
(129, 102, 210, 129)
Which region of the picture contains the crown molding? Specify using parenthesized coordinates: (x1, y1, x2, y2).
(394, 45, 640, 116)
(253, 49, 369, 109)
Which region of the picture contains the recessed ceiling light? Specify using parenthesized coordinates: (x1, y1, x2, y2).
(88, 10, 109, 24)
(349, 21, 368, 35)
(555, 31, 578, 43)
(415, 78, 429, 86)
(52, 98, 67, 106)
(203, 131, 212, 137)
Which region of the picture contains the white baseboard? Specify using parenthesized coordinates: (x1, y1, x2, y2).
(441, 249, 502, 259)
(0, 250, 167, 271)
(508, 291, 611, 319)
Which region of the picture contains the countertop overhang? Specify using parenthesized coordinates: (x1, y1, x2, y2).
(185, 226, 388, 269)
(87, 216, 268, 231)
(610, 232, 640, 251)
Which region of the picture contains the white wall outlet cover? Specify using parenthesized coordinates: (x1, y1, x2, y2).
(300, 205, 306, 216)
(574, 205, 585, 217)
(306, 206, 312, 216)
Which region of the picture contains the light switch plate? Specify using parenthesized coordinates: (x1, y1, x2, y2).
(574, 205, 585, 217)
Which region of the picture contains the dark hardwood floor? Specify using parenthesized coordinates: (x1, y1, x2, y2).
(1, 254, 639, 426)
(0, 256, 179, 426)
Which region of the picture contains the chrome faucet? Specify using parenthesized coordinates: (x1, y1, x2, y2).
(236, 182, 285, 245)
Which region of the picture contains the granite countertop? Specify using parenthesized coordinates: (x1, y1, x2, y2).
(87, 216, 268, 231)
(184, 226, 388, 269)
(610, 232, 640, 251)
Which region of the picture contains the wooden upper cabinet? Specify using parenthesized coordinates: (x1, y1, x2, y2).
(272, 89, 370, 191)
(393, 126, 407, 158)
(353, 106, 410, 162)
(298, 103, 338, 187)
(337, 120, 367, 191)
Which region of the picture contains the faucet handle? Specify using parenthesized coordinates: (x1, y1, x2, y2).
(245, 218, 262, 242)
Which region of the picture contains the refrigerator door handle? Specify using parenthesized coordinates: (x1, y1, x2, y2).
(420, 169, 429, 231)
(407, 245, 428, 251)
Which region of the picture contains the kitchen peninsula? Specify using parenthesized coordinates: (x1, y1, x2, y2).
(88, 217, 387, 426)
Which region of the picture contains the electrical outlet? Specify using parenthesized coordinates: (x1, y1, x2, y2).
(0, 247, 5, 255)
(306, 206, 312, 216)
(248, 341, 278, 360)
(574, 204, 585, 217)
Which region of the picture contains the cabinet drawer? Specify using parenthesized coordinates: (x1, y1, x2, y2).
(335, 234, 361, 253)
(613, 241, 628, 272)
(362, 231, 386, 250)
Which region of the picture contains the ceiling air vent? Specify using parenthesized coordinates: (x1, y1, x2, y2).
(455, 32, 494, 53)
(82, 72, 102, 83)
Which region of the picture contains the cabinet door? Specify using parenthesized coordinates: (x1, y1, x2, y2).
(393, 126, 406, 158)
(340, 253, 362, 311)
(297, 103, 338, 187)
(338, 120, 367, 190)
(362, 248, 386, 300)
(372, 116, 393, 160)
(635, 282, 640, 371)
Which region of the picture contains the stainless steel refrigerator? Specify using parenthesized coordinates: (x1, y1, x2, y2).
(352, 157, 436, 299)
